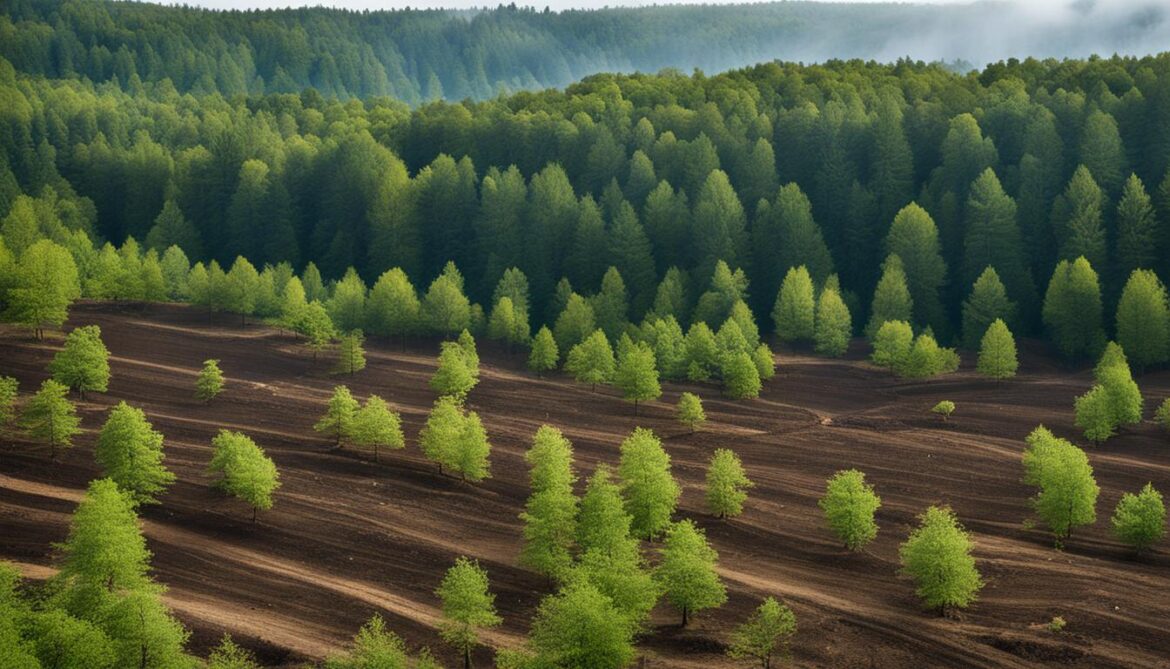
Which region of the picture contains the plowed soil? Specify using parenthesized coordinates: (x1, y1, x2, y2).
(2, 302, 1169, 668)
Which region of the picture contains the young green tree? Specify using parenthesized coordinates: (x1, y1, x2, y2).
(685, 321, 720, 381)
(818, 469, 881, 551)
(207, 430, 280, 522)
(5, 239, 81, 339)
(367, 267, 420, 349)
(95, 402, 175, 505)
(299, 301, 337, 362)
(722, 350, 763, 400)
(48, 325, 110, 399)
(453, 410, 491, 482)
(1115, 173, 1157, 278)
(870, 320, 914, 370)
(727, 597, 797, 669)
(350, 395, 404, 462)
(1075, 384, 1115, 443)
(552, 293, 596, 354)
(196, 359, 225, 403)
(336, 330, 367, 376)
(618, 427, 680, 539)
(932, 400, 956, 421)
(656, 519, 727, 626)
(706, 448, 753, 519)
(225, 256, 261, 325)
(54, 477, 152, 594)
(897, 333, 960, 379)
(976, 319, 1018, 380)
(565, 329, 615, 391)
(576, 465, 634, 557)
(323, 614, 411, 669)
(528, 326, 559, 376)
(1115, 269, 1170, 371)
(420, 397, 464, 476)
(423, 267, 472, 338)
(1111, 483, 1165, 554)
(614, 339, 661, 414)
(814, 287, 852, 357)
(431, 340, 478, 400)
(21, 379, 81, 457)
(488, 296, 528, 352)
(315, 385, 359, 447)
(961, 267, 1016, 351)
(523, 581, 636, 669)
(1042, 257, 1104, 360)
(0, 375, 17, 430)
(435, 557, 502, 669)
(327, 268, 368, 334)
(1022, 427, 1099, 544)
(898, 506, 983, 613)
(886, 203, 948, 337)
(520, 426, 578, 579)
(1156, 398, 1170, 432)
(772, 266, 815, 344)
(208, 636, 262, 669)
(866, 254, 913, 338)
(676, 392, 706, 433)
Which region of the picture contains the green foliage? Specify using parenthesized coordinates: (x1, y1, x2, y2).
(818, 469, 881, 551)
(423, 268, 472, 338)
(866, 255, 913, 338)
(932, 400, 955, 420)
(1074, 385, 1115, 443)
(886, 204, 948, 337)
(897, 333, 959, 379)
(335, 330, 367, 375)
(684, 322, 719, 382)
(553, 293, 596, 354)
(1115, 269, 1170, 370)
(196, 359, 225, 403)
(315, 386, 359, 446)
(962, 267, 1016, 351)
(1043, 257, 1104, 361)
(208, 636, 262, 669)
(350, 395, 404, 462)
(614, 339, 661, 413)
(431, 341, 478, 400)
(618, 427, 680, 539)
(419, 397, 492, 482)
(565, 329, 615, 391)
(48, 325, 110, 398)
(0, 375, 17, 429)
(977, 319, 1018, 380)
(95, 402, 175, 505)
(870, 320, 914, 370)
(5, 240, 81, 338)
(435, 557, 501, 666)
(1115, 174, 1157, 279)
(525, 581, 636, 669)
(656, 519, 727, 626)
(1156, 398, 1170, 431)
(1022, 427, 1099, 543)
(722, 350, 763, 399)
(21, 379, 81, 456)
(1076, 344, 1144, 443)
(706, 448, 753, 519)
(898, 506, 983, 612)
(323, 614, 409, 669)
(1053, 166, 1106, 268)
(520, 426, 578, 579)
(367, 268, 420, 343)
(528, 326, 559, 375)
(772, 266, 815, 344)
(576, 465, 634, 557)
(814, 287, 852, 357)
(727, 597, 797, 669)
(676, 392, 706, 433)
(1111, 483, 1165, 553)
(55, 478, 152, 594)
(207, 430, 280, 521)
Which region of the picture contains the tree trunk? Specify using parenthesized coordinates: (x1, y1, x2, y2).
(633, 399, 639, 416)
(252, 506, 257, 523)
(681, 606, 689, 626)
(464, 646, 472, 669)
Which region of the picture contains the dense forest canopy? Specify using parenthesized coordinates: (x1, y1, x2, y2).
(2, 0, 1170, 103)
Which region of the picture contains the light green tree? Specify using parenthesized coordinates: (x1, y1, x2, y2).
(196, 359, 225, 403)
(21, 379, 81, 457)
(898, 506, 983, 613)
(48, 325, 110, 399)
(866, 254, 913, 338)
(618, 427, 680, 539)
(351, 395, 404, 462)
(656, 519, 727, 626)
(207, 430, 280, 522)
(298, 301, 336, 362)
(5, 239, 81, 339)
(522, 581, 636, 669)
(814, 287, 852, 357)
(1075, 385, 1114, 443)
(932, 400, 956, 422)
(685, 321, 719, 382)
(0, 375, 17, 430)
(676, 392, 706, 433)
(976, 319, 1018, 381)
(423, 267, 472, 338)
(225, 256, 260, 325)
(552, 293, 596, 354)
(1042, 257, 1104, 361)
(528, 326, 559, 376)
(420, 396, 463, 476)
(961, 267, 1016, 351)
(1111, 483, 1165, 554)
(435, 557, 502, 669)
(520, 426, 578, 579)
(336, 330, 367, 375)
(54, 477, 152, 594)
(1115, 269, 1170, 371)
(315, 385, 359, 447)
(818, 469, 881, 551)
(870, 320, 913, 370)
(614, 339, 660, 415)
(565, 329, 615, 391)
(367, 267, 419, 349)
(1022, 426, 1099, 544)
(576, 465, 635, 557)
(706, 448, 753, 519)
(772, 266, 815, 344)
(722, 350, 763, 400)
(323, 614, 410, 669)
(727, 597, 797, 669)
(886, 204, 948, 336)
(431, 340, 478, 400)
(327, 268, 368, 334)
(95, 402, 175, 505)
(208, 636, 262, 669)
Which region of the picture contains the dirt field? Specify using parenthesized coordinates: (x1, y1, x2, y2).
(2, 301, 1169, 668)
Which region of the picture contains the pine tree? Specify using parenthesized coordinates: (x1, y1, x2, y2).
(196, 359, 225, 403)
(528, 326, 559, 376)
(520, 426, 578, 579)
(565, 330, 615, 391)
(772, 265, 815, 344)
(870, 320, 914, 370)
(818, 469, 881, 551)
(552, 293, 596, 353)
(431, 341, 477, 400)
(1111, 483, 1165, 554)
(350, 395, 404, 462)
(866, 254, 913, 338)
(48, 325, 110, 399)
(656, 519, 727, 626)
(1053, 166, 1106, 269)
(722, 350, 762, 399)
(576, 465, 634, 556)
(1115, 269, 1170, 370)
(207, 430, 280, 522)
(726, 597, 797, 669)
(1115, 174, 1157, 279)
(1022, 427, 1099, 543)
(95, 402, 175, 505)
(886, 203, 948, 337)
(676, 392, 706, 433)
(315, 386, 359, 447)
(335, 331, 367, 375)
(21, 379, 81, 457)
(435, 557, 502, 669)
(814, 287, 852, 357)
(1042, 257, 1105, 360)
(614, 339, 661, 415)
(961, 168, 1033, 314)
(961, 267, 1016, 351)
(898, 506, 983, 613)
(706, 448, 753, 519)
(618, 427, 680, 539)
(976, 319, 1018, 380)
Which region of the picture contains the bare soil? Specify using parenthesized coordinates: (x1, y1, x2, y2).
(2, 302, 1169, 668)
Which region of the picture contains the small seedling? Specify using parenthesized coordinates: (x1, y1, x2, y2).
(932, 400, 955, 422)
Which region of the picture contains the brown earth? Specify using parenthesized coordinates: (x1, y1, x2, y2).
(2, 301, 1169, 669)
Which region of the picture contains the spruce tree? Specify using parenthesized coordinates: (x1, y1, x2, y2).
(818, 469, 881, 551)
(706, 448, 753, 519)
(1053, 166, 1106, 269)
(870, 320, 914, 370)
(898, 506, 983, 613)
(1115, 269, 1170, 370)
(48, 325, 110, 399)
(1022, 427, 1099, 544)
(614, 339, 661, 415)
(976, 319, 1018, 381)
(618, 427, 680, 539)
(722, 350, 762, 399)
(435, 557, 502, 669)
(576, 465, 634, 556)
(336, 330, 367, 375)
(350, 395, 404, 462)
(656, 519, 727, 626)
(95, 402, 175, 505)
(195, 359, 225, 403)
(814, 287, 852, 357)
(866, 254, 913, 338)
(315, 386, 359, 447)
(772, 266, 815, 344)
(207, 430, 280, 522)
(1111, 483, 1165, 554)
(727, 597, 797, 669)
(528, 326, 559, 375)
(565, 329, 615, 391)
(676, 392, 706, 433)
(21, 379, 81, 457)
(1115, 174, 1157, 279)
(962, 168, 1032, 313)
(520, 426, 578, 579)
(961, 267, 1016, 351)
(886, 204, 948, 337)
(1042, 257, 1105, 360)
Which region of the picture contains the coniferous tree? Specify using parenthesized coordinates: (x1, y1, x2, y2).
(196, 359, 225, 403)
(727, 597, 798, 669)
(315, 386, 359, 446)
(1042, 257, 1105, 360)
(1111, 483, 1165, 554)
(95, 402, 175, 505)
(1022, 427, 1099, 544)
(886, 203, 948, 337)
(961, 267, 1016, 350)
(528, 326, 559, 375)
(435, 557, 502, 669)
(814, 287, 852, 357)
(565, 330, 615, 391)
(871, 320, 914, 370)
(898, 506, 983, 613)
(1115, 174, 1157, 279)
(722, 350, 763, 399)
(962, 168, 1033, 314)
(207, 430, 280, 522)
(818, 469, 881, 551)
(520, 426, 578, 580)
(1115, 269, 1170, 370)
(336, 330, 367, 375)
(367, 267, 420, 348)
(706, 448, 753, 519)
(350, 395, 404, 462)
(676, 392, 706, 433)
(21, 379, 81, 457)
(48, 325, 110, 399)
(866, 254, 913, 338)
(618, 427, 680, 540)
(431, 341, 477, 400)
(977, 319, 1018, 381)
(1053, 166, 1106, 269)
(772, 266, 815, 344)
(613, 339, 660, 415)
(656, 519, 727, 626)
